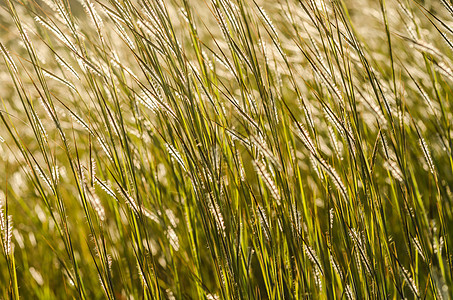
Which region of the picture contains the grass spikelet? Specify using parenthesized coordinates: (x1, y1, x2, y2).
(55, 55, 80, 80)
(34, 165, 54, 193)
(304, 244, 323, 289)
(310, 154, 325, 180)
(32, 111, 48, 141)
(295, 122, 317, 154)
(349, 228, 372, 275)
(0, 199, 13, 257)
(43, 70, 76, 91)
(96, 136, 113, 162)
(400, 266, 419, 298)
(29, 267, 44, 286)
(345, 284, 355, 300)
(253, 159, 281, 204)
(0, 43, 18, 73)
(165, 143, 187, 172)
(94, 178, 116, 199)
(137, 261, 148, 288)
(206, 294, 220, 300)
(85, 182, 106, 222)
(329, 254, 343, 279)
(323, 107, 346, 139)
(166, 227, 179, 251)
(208, 200, 225, 237)
(250, 135, 281, 169)
(435, 61, 453, 81)
(34, 16, 77, 51)
(328, 126, 343, 158)
(319, 158, 348, 201)
(117, 187, 158, 222)
(256, 205, 270, 241)
(79, 0, 104, 29)
(383, 159, 404, 182)
(412, 236, 425, 261)
(410, 40, 443, 58)
(138, 89, 161, 113)
(256, 6, 278, 37)
(304, 244, 322, 271)
(419, 137, 435, 174)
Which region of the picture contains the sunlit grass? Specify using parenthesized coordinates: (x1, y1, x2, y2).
(0, 0, 453, 298)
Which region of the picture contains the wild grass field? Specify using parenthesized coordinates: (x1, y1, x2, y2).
(0, 0, 453, 298)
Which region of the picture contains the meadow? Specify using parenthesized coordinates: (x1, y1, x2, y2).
(0, 0, 453, 298)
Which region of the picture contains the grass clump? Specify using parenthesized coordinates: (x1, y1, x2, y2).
(0, 0, 453, 298)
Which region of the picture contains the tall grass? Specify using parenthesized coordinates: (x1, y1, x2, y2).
(0, 0, 453, 298)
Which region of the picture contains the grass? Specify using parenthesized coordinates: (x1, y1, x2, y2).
(0, 0, 453, 298)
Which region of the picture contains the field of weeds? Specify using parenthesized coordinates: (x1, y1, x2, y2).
(0, 0, 453, 298)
